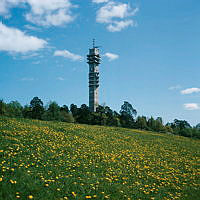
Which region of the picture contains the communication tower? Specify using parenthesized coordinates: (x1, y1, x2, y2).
(87, 40, 101, 112)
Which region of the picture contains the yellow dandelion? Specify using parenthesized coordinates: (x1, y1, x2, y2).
(85, 196, 92, 199)
(0, 178, 3, 182)
(28, 195, 33, 199)
(72, 192, 76, 197)
(10, 180, 17, 184)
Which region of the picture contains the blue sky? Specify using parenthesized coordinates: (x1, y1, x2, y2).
(0, 0, 200, 125)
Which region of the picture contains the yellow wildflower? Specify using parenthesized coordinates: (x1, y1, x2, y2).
(10, 180, 17, 184)
(72, 192, 76, 197)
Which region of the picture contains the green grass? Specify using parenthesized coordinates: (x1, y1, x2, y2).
(0, 116, 199, 200)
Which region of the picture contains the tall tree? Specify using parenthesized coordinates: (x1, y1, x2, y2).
(120, 101, 137, 118)
(120, 101, 137, 128)
(7, 101, 23, 118)
(195, 123, 200, 130)
(30, 97, 44, 120)
(60, 105, 74, 123)
(60, 111, 74, 123)
(136, 116, 148, 130)
(60, 105, 69, 113)
(147, 117, 156, 130)
(173, 119, 191, 130)
(154, 117, 165, 132)
(43, 101, 61, 121)
(22, 105, 32, 118)
(0, 100, 6, 116)
(70, 104, 79, 121)
(76, 104, 92, 124)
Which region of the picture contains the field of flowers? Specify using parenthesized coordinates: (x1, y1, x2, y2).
(0, 117, 199, 200)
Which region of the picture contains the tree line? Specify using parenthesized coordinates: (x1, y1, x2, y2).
(0, 97, 200, 139)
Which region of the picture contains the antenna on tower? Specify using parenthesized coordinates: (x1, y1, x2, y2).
(92, 39, 102, 49)
(93, 39, 95, 48)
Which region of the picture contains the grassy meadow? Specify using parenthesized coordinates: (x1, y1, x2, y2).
(0, 117, 199, 200)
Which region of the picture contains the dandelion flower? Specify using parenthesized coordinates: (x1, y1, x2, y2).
(72, 192, 76, 197)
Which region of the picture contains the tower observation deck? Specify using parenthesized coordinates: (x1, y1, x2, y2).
(87, 41, 101, 112)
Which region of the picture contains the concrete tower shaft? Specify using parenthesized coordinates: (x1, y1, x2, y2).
(87, 46, 101, 112)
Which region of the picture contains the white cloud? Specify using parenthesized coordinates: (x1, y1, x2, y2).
(21, 52, 39, 59)
(54, 50, 83, 61)
(168, 85, 181, 90)
(184, 103, 200, 110)
(24, 24, 41, 31)
(21, 77, 34, 81)
(26, 0, 76, 26)
(107, 20, 134, 32)
(96, 1, 138, 32)
(104, 52, 119, 61)
(0, 23, 47, 53)
(0, 0, 22, 15)
(96, 2, 133, 23)
(181, 88, 200, 95)
(0, 0, 76, 27)
(92, 0, 109, 4)
(57, 77, 65, 81)
(32, 60, 40, 65)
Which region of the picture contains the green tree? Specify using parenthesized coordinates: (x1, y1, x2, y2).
(42, 101, 61, 121)
(120, 101, 137, 128)
(60, 111, 74, 123)
(147, 117, 156, 130)
(70, 104, 79, 121)
(112, 111, 121, 127)
(136, 116, 148, 130)
(76, 104, 92, 124)
(192, 128, 200, 139)
(120, 101, 137, 118)
(90, 112, 107, 126)
(60, 105, 74, 123)
(22, 105, 32, 118)
(30, 97, 44, 120)
(173, 119, 191, 130)
(196, 123, 200, 130)
(165, 125, 173, 133)
(154, 117, 165, 132)
(60, 105, 69, 113)
(0, 100, 6, 116)
(168, 119, 191, 136)
(7, 101, 23, 118)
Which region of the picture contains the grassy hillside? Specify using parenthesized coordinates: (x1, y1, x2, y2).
(0, 117, 199, 200)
